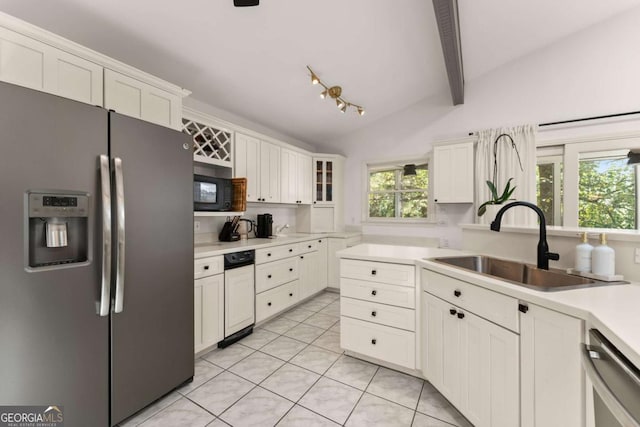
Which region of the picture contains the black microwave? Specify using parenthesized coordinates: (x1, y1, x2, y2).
(193, 175, 233, 211)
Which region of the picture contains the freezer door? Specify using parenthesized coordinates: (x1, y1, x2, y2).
(0, 82, 110, 425)
(109, 112, 194, 425)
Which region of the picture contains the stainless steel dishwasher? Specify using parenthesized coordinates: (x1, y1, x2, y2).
(582, 329, 640, 427)
(219, 249, 255, 348)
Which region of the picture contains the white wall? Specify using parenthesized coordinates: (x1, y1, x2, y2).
(325, 6, 640, 248)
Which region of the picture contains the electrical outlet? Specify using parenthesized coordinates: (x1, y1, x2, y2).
(635, 248, 640, 264)
(194, 221, 200, 231)
(440, 238, 450, 248)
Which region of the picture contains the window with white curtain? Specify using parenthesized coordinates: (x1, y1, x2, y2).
(536, 135, 640, 229)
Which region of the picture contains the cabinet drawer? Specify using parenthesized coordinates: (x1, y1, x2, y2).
(256, 280, 300, 323)
(341, 278, 415, 309)
(256, 244, 299, 264)
(341, 316, 415, 369)
(298, 240, 318, 254)
(341, 259, 414, 287)
(256, 257, 299, 293)
(194, 255, 224, 280)
(341, 297, 415, 331)
(422, 270, 519, 333)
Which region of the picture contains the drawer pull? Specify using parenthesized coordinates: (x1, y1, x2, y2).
(371, 270, 377, 275)
(371, 290, 377, 296)
(268, 302, 272, 306)
(449, 309, 457, 315)
(289, 293, 293, 297)
(267, 253, 272, 257)
(318, 239, 322, 243)
(268, 274, 272, 279)
(289, 248, 293, 252)
(289, 268, 293, 272)
(454, 290, 461, 297)
(203, 265, 209, 270)
(371, 339, 377, 345)
(308, 245, 312, 248)
(371, 311, 377, 317)
(518, 303, 529, 313)
(300, 256, 304, 259)
(457, 312, 465, 319)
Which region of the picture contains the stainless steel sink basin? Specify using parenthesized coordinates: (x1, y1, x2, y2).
(431, 255, 624, 291)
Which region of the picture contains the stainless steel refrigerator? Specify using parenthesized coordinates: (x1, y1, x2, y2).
(0, 81, 194, 426)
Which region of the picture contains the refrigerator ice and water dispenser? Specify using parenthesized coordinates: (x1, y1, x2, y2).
(27, 191, 89, 268)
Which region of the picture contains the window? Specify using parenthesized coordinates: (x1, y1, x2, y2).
(367, 163, 428, 220)
(536, 136, 640, 229)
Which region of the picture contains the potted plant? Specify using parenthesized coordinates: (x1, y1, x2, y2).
(477, 178, 516, 216)
(477, 133, 523, 217)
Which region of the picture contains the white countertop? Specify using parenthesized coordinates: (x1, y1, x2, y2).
(194, 232, 359, 258)
(336, 243, 465, 265)
(338, 243, 640, 368)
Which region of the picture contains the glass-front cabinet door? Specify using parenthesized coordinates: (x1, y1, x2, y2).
(314, 158, 334, 204)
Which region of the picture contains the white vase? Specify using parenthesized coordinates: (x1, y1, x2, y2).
(483, 204, 503, 223)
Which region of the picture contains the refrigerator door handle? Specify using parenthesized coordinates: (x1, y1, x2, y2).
(99, 155, 112, 317)
(113, 157, 125, 313)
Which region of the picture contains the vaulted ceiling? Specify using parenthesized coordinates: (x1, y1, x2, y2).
(1, 0, 639, 148)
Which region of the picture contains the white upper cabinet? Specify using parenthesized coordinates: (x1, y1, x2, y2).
(104, 69, 182, 130)
(235, 133, 261, 202)
(0, 26, 103, 105)
(433, 140, 474, 203)
(235, 134, 281, 203)
(260, 140, 281, 203)
(281, 148, 312, 205)
(313, 157, 335, 205)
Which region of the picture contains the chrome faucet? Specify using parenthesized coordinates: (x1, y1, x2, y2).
(275, 224, 289, 234)
(489, 201, 559, 270)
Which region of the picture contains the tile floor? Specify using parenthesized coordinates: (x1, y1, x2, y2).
(119, 291, 472, 427)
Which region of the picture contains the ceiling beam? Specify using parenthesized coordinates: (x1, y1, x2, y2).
(433, 0, 464, 105)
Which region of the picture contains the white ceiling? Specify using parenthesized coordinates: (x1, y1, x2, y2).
(1, 0, 639, 148)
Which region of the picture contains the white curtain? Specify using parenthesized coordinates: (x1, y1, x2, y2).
(475, 125, 537, 226)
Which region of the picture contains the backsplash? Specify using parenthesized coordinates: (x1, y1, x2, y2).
(194, 205, 299, 244)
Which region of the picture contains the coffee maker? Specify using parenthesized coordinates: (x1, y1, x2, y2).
(256, 214, 273, 238)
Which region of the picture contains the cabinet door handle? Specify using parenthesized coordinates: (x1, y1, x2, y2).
(203, 265, 209, 270)
(268, 302, 272, 306)
(435, 198, 438, 202)
(371, 270, 377, 275)
(289, 268, 293, 272)
(313, 201, 317, 204)
(454, 290, 461, 297)
(518, 303, 529, 313)
(318, 239, 322, 243)
(371, 311, 377, 317)
(371, 339, 377, 345)
(267, 253, 272, 257)
(289, 248, 293, 252)
(457, 312, 465, 319)
(300, 256, 304, 259)
(449, 309, 457, 315)
(289, 293, 293, 297)
(268, 274, 272, 279)
(371, 290, 377, 296)
(308, 245, 312, 248)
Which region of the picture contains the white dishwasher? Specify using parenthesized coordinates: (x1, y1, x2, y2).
(219, 250, 255, 348)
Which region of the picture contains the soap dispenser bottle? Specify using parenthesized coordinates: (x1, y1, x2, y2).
(574, 232, 593, 273)
(592, 233, 615, 276)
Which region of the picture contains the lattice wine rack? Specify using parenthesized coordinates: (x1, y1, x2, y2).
(182, 118, 233, 166)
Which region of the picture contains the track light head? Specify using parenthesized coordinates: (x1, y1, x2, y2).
(311, 72, 320, 85)
(336, 99, 345, 109)
(320, 89, 328, 99)
(357, 107, 365, 116)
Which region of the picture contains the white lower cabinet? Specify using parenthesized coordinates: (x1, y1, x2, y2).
(341, 316, 415, 368)
(224, 265, 255, 338)
(299, 250, 320, 299)
(423, 270, 520, 427)
(341, 259, 416, 369)
(194, 273, 224, 353)
(425, 293, 519, 427)
(520, 303, 584, 427)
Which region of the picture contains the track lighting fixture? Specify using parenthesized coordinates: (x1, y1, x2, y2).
(306, 66, 365, 116)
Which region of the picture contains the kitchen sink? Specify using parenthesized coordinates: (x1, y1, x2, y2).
(430, 255, 625, 291)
